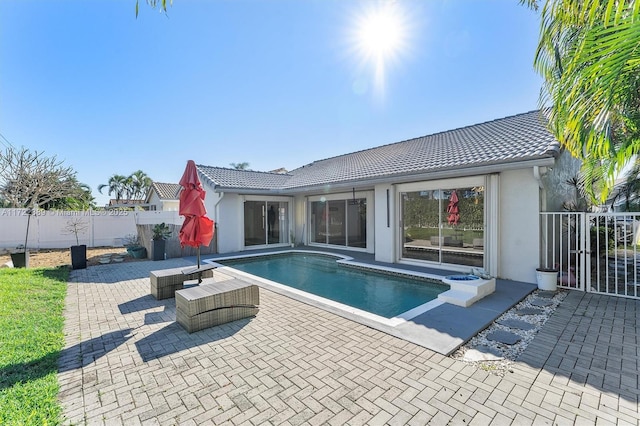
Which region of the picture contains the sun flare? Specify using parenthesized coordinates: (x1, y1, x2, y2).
(357, 7, 404, 59)
(352, 2, 409, 99)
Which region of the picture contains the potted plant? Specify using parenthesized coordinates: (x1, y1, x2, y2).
(62, 217, 89, 269)
(290, 230, 295, 248)
(10, 207, 35, 268)
(535, 266, 558, 291)
(124, 234, 147, 259)
(151, 222, 171, 261)
(10, 244, 28, 268)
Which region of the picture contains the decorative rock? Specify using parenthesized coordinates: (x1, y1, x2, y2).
(514, 307, 545, 315)
(463, 346, 504, 362)
(486, 330, 522, 345)
(530, 299, 553, 307)
(537, 291, 556, 299)
(497, 318, 536, 331)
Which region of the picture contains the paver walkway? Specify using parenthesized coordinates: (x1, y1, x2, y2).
(59, 260, 640, 425)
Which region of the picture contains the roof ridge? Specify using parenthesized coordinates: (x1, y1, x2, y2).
(290, 109, 543, 171)
(197, 164, 292, 176)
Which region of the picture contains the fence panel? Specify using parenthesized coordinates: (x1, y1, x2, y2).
(0, 209, 182, 250)
(540, 211, 640, 299)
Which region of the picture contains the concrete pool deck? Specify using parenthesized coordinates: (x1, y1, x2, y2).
(59, 257, 639, 424)
(202, 248, 536, 355)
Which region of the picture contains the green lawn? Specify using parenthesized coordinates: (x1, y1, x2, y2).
(405, 226, 483, 244)
(0, 267, 68, 425)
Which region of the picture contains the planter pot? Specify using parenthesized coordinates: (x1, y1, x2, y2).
(10, 251, 28, 268)
(152, 240, 166, 261)
(535, 268, 558, 291)
(70, 245, 87, 270)
(127, 246, 147, 259)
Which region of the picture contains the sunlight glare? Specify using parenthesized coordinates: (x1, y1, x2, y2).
(352, 2, 409, 100)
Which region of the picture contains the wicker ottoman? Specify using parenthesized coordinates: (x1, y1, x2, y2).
(150, 265, 216, 300)
(175, 279, 259, 333)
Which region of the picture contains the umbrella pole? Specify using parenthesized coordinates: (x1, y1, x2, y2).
(197, 246, 202, 283)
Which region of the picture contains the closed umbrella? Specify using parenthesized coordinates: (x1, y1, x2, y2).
(179, 160, 214, 278)
(446, 190, 460, 225)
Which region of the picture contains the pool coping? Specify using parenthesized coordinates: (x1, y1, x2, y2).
(202, 249, 536, 355)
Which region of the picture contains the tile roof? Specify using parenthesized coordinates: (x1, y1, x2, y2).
(196, 166, 292, 191)
(198, 110, 559, 192)
(151, 182, 182, 199)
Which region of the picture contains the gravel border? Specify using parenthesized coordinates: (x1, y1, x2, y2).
(451, 289, 568, 376)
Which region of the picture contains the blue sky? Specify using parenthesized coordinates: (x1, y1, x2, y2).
(1, 0, 543, 206)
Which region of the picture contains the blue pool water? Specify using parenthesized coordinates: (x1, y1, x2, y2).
(219, 253, 446, 318)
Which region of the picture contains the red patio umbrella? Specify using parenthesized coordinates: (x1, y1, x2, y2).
(178, 160, 214, 274)
(446, 190, 460, 225)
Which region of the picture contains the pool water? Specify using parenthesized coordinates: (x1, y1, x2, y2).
(218, 253, 446, 318)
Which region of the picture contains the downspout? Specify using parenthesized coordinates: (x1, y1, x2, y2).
(212, 191, 224, 253)
(533, 166, 548, 212)
(533, 166, 546, 189)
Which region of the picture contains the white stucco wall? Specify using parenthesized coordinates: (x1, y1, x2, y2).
(498, 168, 540, 284)
(161, 200, 179, 211)
(148, 192, 162, 211)
(215, 193, 244, 253)
(374, 184, 394, 262)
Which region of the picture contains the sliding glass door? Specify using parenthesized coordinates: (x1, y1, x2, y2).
(401, 186, 484, 267)
(310, 198, 366, 248)
(244, 200, 289, 247)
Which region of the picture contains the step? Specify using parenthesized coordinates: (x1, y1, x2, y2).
(437, 289, 480, 308)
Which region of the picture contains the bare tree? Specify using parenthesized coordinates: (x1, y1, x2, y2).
(0, 146, 78, 209)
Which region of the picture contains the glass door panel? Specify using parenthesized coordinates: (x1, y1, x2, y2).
(310, 201, 326, 244)
(244, 201, 266, 246)
(401, 187, 485, 267)
(347, 199, 366, 248)
(327, 200, 346, 245)
(402, 191, 441, 262)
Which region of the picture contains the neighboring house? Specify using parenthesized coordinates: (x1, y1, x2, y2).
(145, 182, 182, 211)
(196, 110, 578, 285)
(107, 199, 148, 210)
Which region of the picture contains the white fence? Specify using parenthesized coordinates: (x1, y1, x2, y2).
(0, 208, 182, 250)
(540, 212, 640, 300)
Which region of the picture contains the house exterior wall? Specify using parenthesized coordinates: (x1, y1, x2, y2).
(148, 192, 162, 211)
(374, 184, 395, 263)
(162, 200, 179, 211)
(147, 191, 179, 211)
(498, 168, 541, 284)
(213, 192, 243, 253)
(199, 166, 545, 284)
(541, 149, 582, 212)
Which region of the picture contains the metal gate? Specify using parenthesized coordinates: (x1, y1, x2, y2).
(540, 212, 640, 299)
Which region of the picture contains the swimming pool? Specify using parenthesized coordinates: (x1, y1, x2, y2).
(215, 252, 447, 319)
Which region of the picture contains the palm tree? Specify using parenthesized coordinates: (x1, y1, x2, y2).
(524, 0, 640, 202)
(129, 170, 153, 199)
(98, 174, 128, 203)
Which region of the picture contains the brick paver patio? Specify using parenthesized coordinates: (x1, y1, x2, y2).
(58, 260, 640, 425)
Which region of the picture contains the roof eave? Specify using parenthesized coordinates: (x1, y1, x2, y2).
(282, 156, 557, 194)
(204, 156, 556, 195)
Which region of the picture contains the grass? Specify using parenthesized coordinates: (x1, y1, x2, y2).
(405, 226, 483, 244)
(0, 267, 68, 425)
